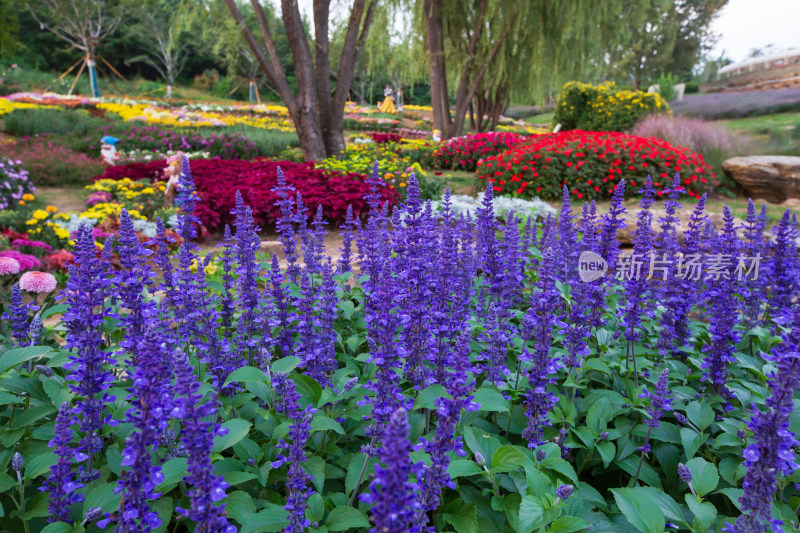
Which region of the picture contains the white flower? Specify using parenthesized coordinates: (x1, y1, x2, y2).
(431, 193, 555, 220)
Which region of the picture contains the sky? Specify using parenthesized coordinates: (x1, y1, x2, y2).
(710, 0, 800, 63)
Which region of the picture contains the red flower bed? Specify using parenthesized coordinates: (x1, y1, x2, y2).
(436, 132, 526, 171)
(368, 132, 403, 144)
(476, 130, 716, 201)
(95, 158, 395, 231)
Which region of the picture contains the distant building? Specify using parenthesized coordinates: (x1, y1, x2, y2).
(718, 49, 800, 79)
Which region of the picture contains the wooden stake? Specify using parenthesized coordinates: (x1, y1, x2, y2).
(68, 57, 87, 96)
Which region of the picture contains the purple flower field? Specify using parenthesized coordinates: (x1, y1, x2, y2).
(0, 158, 799, 532)
(671, 87, 800, 119)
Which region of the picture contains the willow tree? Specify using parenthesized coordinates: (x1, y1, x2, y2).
(419, 0, 635, 138)
(225, 0, 378, 160)
(27, 0, 123, 97)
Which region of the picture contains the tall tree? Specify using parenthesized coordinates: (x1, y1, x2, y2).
(225, 0, 378, 160)
(420, 0, 634, 138)
(27, 0, 123, 97)
(616, 0, 727, 89)
(126, 1, 187, 99)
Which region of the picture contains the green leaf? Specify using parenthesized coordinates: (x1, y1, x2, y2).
(720, 488, 744, 511)
(586, 398, 613, 435)
(40, 524, 80, 533)
(24, 452, 57, 480)
(685, 457, 718, 498)
(272, 356, 301, 375)
(310, 416, 345, 435)
(223, 366, 269, 387)
(239, 503, 289, 533)
(345, 453, 375, 496)
(443, 502, 478, 533)
(680, 428, 707, 459)
(597, 441, 615, 468)
(685, 402, 714, 431)
(325, 507, 371, 531)
(0, 345, 52, 374)
(11, 405, 56, 429)
(610, 488, 665, 533)
(490, 445, 527, 474)
(448, 459, 482, 479)
(83, 482, 121, 514)
(518, 495, 561, 533)
(305, 456, 326, 493)
(152, 497, 173, 533)
(542, 455, 580, 485)
(337, 300, 356, 320)
(413, 385, 448, 410)
(639, 487, 684, 524)
(549, 516, 590, 532)
(472, 388, 510, 413)
(223, 471, 257, 486)
(686, 495, 717, 532)
(225, 490, 256, 524)
(213, 419, 252, 453)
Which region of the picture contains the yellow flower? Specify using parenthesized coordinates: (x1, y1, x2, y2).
(25, 219, 37, 225)
(53, 225, 70, 240)
(46, 205, 58, 213)
(399, 182, 407, 188)
(22, 194, 34, 201)
(32, 209, 49, 220)
(18, 200, 25, 206)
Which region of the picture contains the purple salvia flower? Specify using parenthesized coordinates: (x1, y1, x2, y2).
(171, 349, 235, 533)
(498, 211, 523, 315)
(271, 373, 316, 532)
(63, 224, 116, 483)
(40, 402, 84, 522)
(268, 254, 294, 355)
(598, 180, 626, 274)
(272, 167, 299, 279)
(702, 206, 740, 396)
(521, 246, 561, 447)
(113, 323, 172, 532)
(740, 199, 767, 330)
(555, 484, 574, 501)
(656, 175, 685, 357)
(766, 210, 798, 318)
(482, 303, 510, 386)
(233, 192, 261, 363)
(3, 285, 36, 346)
(639, 368, 672, 429)
(152, 218, 177, 306)
(725, 304, 800, 533)
(361, 407, 423, 533)
(338, 205, 357, 274)
(115, 209, 158, 366)
(416, 331, 478, 523)
(557, 185, 579, 282)
(476, 182, 501, 297)
(218, 225, 236, 330)
(176, 156, 200, 242)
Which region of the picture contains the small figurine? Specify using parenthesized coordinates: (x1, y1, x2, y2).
(432, 129, 441, 142)
(378, 85, 396, 114)
(100, 135, 120, 166)
(163, 152, 183, 208)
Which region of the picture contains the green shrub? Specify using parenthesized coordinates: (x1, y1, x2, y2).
(684, 81, 700, 94)
(551, 81, 670, 132)
(3, 108, 111, 137)
(656, 73, 678, 101)
(202, 125, 300, 157)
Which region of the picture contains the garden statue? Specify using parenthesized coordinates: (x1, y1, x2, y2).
(100, 135, 120, 165)
(378, 85, 396, 113)
(163, 152, 183, 208)
(432, 129, 441, 142)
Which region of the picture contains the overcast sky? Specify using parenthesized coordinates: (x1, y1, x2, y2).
(710, 0, 800, 63)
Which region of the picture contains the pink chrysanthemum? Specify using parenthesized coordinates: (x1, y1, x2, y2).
(19, 270, 58, 293)
(0, 256, 21, 275)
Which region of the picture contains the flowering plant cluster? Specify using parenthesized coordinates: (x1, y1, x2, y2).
(109, 125, 258, 160)
(96, 158, 397, 230)
(0, 139, 105, 186)
(552, 81, 670, 132)
(435, 131, 526, 171)
(477, 130, 716, 200)
(0, 158, 34, 211)
(0, 156, 797, 533)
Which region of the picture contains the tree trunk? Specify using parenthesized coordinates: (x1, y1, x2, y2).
(424, 0, 449, 134)
(87, 47, 100, 97)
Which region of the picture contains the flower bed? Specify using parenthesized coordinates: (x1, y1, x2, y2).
(0, 140, 105, 186)
(96, 158, 397, 230)
(0, 168, 796, 533)
(436, 132, 526, 171)
(477, 130, 716, 200)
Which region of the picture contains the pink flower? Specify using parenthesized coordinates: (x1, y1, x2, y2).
(19, 271, 58, 293)
(0, 257, 21, 275)
(0, 250, 40, 270)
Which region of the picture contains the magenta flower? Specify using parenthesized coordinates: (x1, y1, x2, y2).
(0, 256, 21, 275)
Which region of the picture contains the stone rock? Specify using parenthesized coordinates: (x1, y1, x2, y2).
(722, 156, 800, 203)
(779, 198, 800, 209)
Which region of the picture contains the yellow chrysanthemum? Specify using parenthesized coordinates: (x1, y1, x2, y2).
(46, 205, 58, 213)
(22, 193, 34, 201)
(32, 209, 49, 220)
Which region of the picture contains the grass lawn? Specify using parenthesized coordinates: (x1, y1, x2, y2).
(523, 112, 554, 125)
(436, 170, 479, 196)
(718, 111, 800, 136)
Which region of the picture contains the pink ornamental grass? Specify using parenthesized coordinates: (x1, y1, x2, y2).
(0, 257, 21, 275)
(18, 270, 57, 293)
